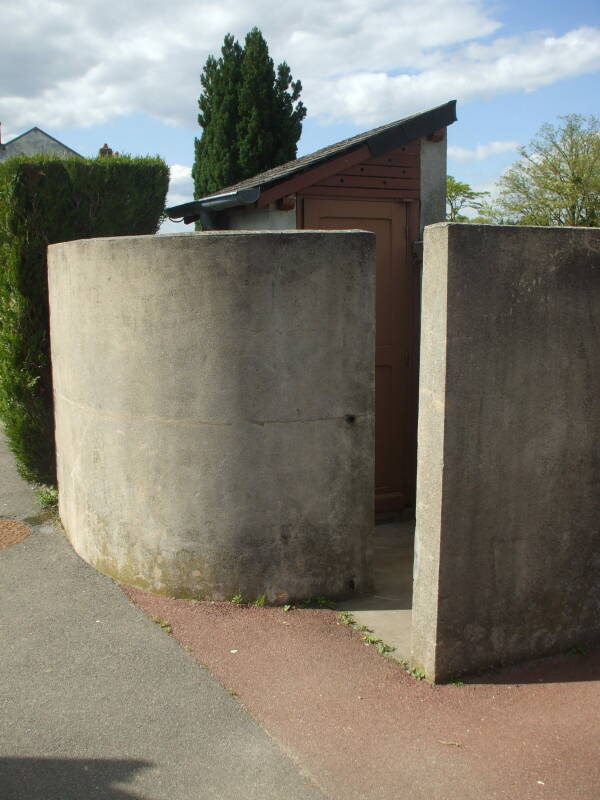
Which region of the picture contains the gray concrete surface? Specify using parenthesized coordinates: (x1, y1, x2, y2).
(419, 135, 447, 235)
(0, 430, 325, 800)
(48, 231, 375, 602)
(412, 223, 600, 681)
(0, 431, 39, 522)
(338, 520, 414, 659)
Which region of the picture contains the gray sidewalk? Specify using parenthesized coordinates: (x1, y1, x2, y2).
(0, 431, 324, 800)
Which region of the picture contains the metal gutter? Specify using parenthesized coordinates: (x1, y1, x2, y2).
(165, 187, 261, 226)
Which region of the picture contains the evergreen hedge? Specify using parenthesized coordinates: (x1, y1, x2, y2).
(0, 154, 169, 485)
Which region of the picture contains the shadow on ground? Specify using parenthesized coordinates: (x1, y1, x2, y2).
(0, 758, 153, 800)
(464, 645, 600, 686)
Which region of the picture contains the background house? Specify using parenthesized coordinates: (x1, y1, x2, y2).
(0, 125, 82, 163)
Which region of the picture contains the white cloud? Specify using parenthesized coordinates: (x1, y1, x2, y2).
(169, 164, 193, 186)
(160, 177, 196, 234)
(0, 127, 19, 144)
(165, 166, 194, 210)
(448, 140, 519, 163)
(166, 190, 192, 205)
(307, 27, 600, 125)
(1, 1, 599, 132)
(158, 217, 189, 235)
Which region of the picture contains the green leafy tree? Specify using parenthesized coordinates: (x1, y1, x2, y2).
(491, 114, 600, 226)
(446, 175, 489, 221)
(193, 28, 306, 201)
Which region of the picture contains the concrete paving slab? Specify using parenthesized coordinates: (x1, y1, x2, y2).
(338, 520, 414, 658)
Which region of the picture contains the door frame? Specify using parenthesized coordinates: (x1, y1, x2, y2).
(298, 193, 421, 514)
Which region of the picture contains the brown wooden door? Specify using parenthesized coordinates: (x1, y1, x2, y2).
(302, 197, 417, 513)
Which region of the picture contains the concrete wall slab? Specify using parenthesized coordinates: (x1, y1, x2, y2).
(419, 136, 447, 235)
(412, 223, 600, 680)
(49, 231, 375, 602)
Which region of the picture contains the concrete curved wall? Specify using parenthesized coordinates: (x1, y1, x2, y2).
(48, 231, 375, 601)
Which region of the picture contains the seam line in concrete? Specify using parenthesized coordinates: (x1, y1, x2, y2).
(54, 392, 361, 428)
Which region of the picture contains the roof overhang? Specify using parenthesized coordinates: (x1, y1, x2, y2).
(165, 100, 457, 224)
(165, 187, 260, 226)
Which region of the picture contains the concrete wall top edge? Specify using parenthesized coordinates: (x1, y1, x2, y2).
(48, 230, 376, 251)
(425, 221, 600, 233)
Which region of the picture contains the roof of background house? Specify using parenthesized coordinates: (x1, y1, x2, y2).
(0, 126, 82, 158)
(201, 99, 457, 201)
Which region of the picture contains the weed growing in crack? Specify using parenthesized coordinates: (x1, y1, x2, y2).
(336, 612, 399, 661)
(336, 616, 426, 680)
(361, 634, 381, 646)
(34, 485, 58, 511)
(361, 633, 396, 656)
(252, 594, 267, 607)
(297, 596, 337, 610)
(393, 659, 426, 680)
(150, 616, 172, 634)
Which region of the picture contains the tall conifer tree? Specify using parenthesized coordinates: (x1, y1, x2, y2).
(193, 28, 306, 201)
(192, 34, 242, 198)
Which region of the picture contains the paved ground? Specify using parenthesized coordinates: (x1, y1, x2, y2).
(1, 430, 599, 799)
(338, 518, 414, 659)
(127, 588, 600, 800)
(0, 432, 46, 523)
(0, 432, 324, 800)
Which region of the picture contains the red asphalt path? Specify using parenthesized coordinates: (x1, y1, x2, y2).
(123, 587, 600, 800)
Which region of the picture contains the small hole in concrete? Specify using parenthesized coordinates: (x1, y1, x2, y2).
(347, 578, 356, 591)
(345, 414, 356, 424)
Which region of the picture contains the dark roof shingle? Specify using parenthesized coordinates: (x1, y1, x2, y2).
(201, 100, 457, 201)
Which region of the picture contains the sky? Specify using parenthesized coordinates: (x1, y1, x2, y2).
(2, 0, 599, 232)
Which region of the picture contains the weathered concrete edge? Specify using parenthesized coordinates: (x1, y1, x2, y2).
(413, 222, 600, 682)
(411, 223, 448, 680)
